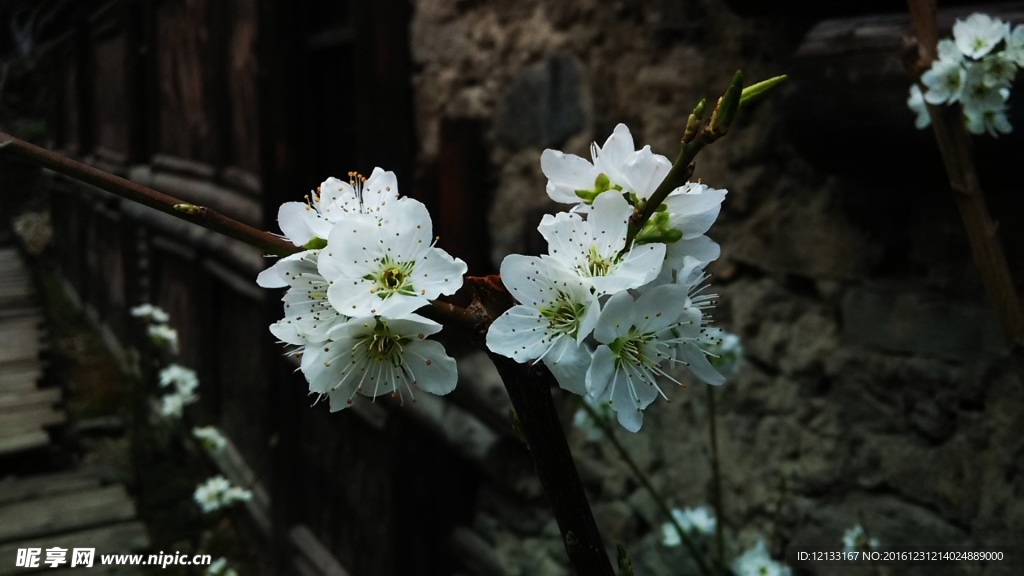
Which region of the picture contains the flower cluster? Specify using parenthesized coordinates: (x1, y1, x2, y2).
(193, 475, 253, 514)
(486, 124, 727, 432)
(912, 13, 1022, 136)
(259, 170, 467, 411)
(131, 303, 179, 353)
(158, 363, 200, 418)
(131, 304, 198, 418)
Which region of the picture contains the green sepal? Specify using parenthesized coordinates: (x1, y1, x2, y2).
(575, 173, 619, 204)
(304, 237, 328, 250)
(684, 98, 708, 141)
(709, 70, 744, 135)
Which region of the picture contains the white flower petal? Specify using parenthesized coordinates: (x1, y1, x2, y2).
(403, 339, 458, 396)
(543, 337, 591, 395)
(541, 149, 601, 204)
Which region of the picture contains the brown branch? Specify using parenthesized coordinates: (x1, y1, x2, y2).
(904, 1, 1024, 350)
(0, 131, 298, 257)
(489, 355, 616, 575)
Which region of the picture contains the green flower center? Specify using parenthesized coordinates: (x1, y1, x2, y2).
(366, 257, 416, 299)
(586, 246, 616, 277)
(540, 295, 586, 338)
(364, 321, 410, 366)
(609, 328, 652, 370)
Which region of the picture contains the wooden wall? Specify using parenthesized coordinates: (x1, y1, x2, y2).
(41, 1, 477, 574)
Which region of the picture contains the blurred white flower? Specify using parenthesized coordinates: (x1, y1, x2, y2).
(206, 558, 238, 576)
(192, 426, 227, 451)
(159, 363, 199, 396)
(953, 13, 1009, 59)
(842, 524, 880, 553)
(732, 539, 792, 576)
(131, 303, 170, 324)
(965, 100, 1013, 137)
(921, 59, 965, 104)
(193, 476, 252, 513)
(148, 324, 179, 355)
(907, 84, 932, 129)
(662, 507, 716, 546)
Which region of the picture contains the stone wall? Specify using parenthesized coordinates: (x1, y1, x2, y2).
(409, 0, 1023, 574)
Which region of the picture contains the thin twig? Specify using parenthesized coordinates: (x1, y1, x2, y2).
(0, 131, 298, 257)
(707, 385, 726, 571)
(582, 402, 720, 576)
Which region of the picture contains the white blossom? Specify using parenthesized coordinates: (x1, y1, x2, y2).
(193, 476, 252, 513)
(300, 315, 457, 411)
(953, 13, 1009, 59)
(732, 539, 792, 576)
(318, 199, 467, 318)
(586, 284, 723, 432)
(275, 168, 405, 247)
(538, 192, 665, 296)
(541, 123, 671, 209)
(486, 255, 599, 395)
(921, 59, 965, 104)
(258, 250, 349, 345)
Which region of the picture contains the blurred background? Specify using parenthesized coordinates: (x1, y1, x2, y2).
(1, 0, 1022, 575)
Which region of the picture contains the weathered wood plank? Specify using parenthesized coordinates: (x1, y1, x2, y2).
(0, 388, 61, 413)
(0, 307, 42, 322)
(0, 521, 149, 576)
(0, 363, 44, 391)
(0, 407, 66, 434)
(0, 485, 137, 544)
(0, 471, 101, 506)
(0, 430, 49, 457)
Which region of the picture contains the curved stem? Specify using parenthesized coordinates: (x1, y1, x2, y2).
(582, 402, 718, 576)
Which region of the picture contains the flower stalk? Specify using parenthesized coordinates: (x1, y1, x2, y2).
(581, 401, 719, 576)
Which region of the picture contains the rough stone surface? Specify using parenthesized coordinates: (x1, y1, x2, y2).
(409, 0, 1023, 574)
